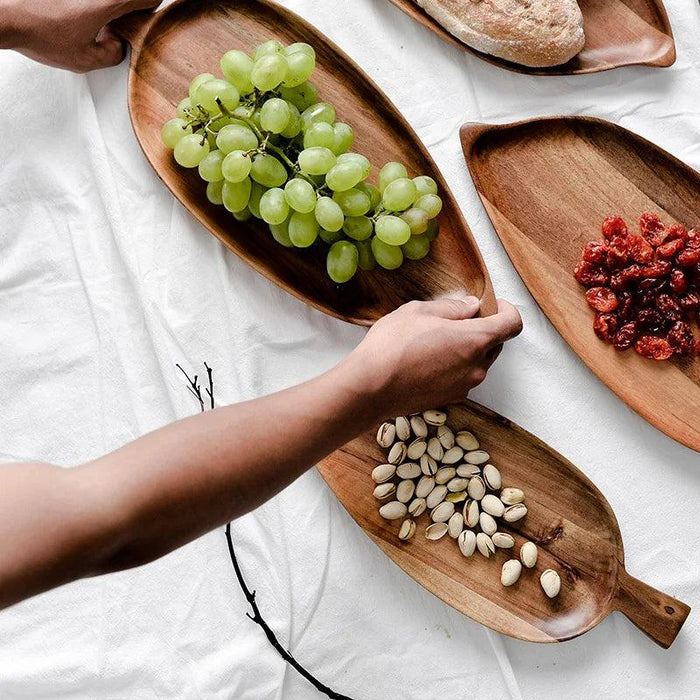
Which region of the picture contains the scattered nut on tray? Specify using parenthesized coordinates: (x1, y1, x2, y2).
(373, 409, 561, 599)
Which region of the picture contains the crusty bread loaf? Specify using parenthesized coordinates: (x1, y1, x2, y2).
(415, 0, 585, 68)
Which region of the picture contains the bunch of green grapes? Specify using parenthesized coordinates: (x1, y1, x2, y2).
(161, 39, 442, 283)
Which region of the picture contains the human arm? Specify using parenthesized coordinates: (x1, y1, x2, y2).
(0, 0, 159, 72)
(0, 297, 522, 609)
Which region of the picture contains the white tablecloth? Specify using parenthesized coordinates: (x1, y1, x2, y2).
(1, 1, 699, 698)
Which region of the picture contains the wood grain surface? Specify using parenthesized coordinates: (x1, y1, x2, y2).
(113, 0, 496, 326)
(385, 0, 675, 74)
(461, 117, 700, 452)
(317, 401, 690, 647)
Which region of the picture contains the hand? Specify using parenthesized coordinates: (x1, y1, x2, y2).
(1, 0, 160, 72)
(345, 296, 522, 417)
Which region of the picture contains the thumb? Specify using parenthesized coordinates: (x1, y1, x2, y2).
(418, 295, 481, 320)
(83, 26, 126, 71)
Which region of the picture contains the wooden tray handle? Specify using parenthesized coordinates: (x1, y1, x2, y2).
(110, 9, 158, 50)
(614, 568, 690, 648)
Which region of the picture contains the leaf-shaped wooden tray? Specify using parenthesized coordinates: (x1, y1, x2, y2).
(113, 0, 496, 325)
(317, 401, 690, 646)
(385, 0, 675, 74)
(460, 116, 700, 452)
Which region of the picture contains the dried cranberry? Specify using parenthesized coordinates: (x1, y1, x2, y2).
(626, 235, 654, 264)
(670, 268, 689, 294)
(618, 291, 634, 321)
(667, 321, 695, 356)
(613, 322, 639, 350)
(610, 271, 628, 291)
(574, 261, 610, 287)
(656, 293, 682, 318)
(602, 216, 628, 239)
(678, 249, 700, 267)
(657, 238, 684, 259)
(582, 241, 608, 264)
(667, 223, 689, 241)
(585, 287, 618, 312)
(637, 308, 664, 332)
(593, 313, 619, 343)
(639, 212, 668, 246)
(606, 236, 629, 269)
(634, 335, 673, 360)
(679, 292, 700, 311)
(640, 261, 672, 278)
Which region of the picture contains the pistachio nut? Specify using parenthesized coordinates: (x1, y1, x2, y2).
(415, 475, 435, 499)
(426, 484, 448, 509)
(479, 512, 497, 536)
(376, 422, 396, 448)
(482, 464, 502, 491)
(501, 487, 524, 505)
(444, 513, 462, 539)
(407, 438, 427, 461)
(467, 475, 486, 501)
(503, 503, 528, 522)
(435, 467, 456, 485)
(379, 501, 407, 520)
(408, 497, 427, 518)
(441, 446, 464, 465)
(476, 532, 495, 558)
(427, 437, 444, 461)
(373, 482, 397, 501)
(446, 490, 467, 504)
(388, 441, 407, 465)
(396, 462, 421, 480)
(501, 559, 523, 587)
(458, 529, 476, 557)
(394, 416, 411, 441)
(425, 522, 449, 540)
(437, 424, 455, 449)
(463, 498, 480, 528)
(492, 532, 515, 549)
(372, 463, 396, 484)
(420, 453, 438, 476)
(540, 569, 561, 599)
(423, 409, 447, 426)
(410, 415, 428, 438)
(481, 494, 505, 518)
(447, 477, 470, 493)
(431, 501, 455, 523)
(520, 541, 538, 569)
(396, 479, 416, 504)
(464, 449, 490, 465)
(398, 519, 416, 542)
(455, 430, 479, 451)
(456, 464, 481, 478)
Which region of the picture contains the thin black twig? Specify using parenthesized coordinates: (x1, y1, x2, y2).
(177, 363, 356, 700)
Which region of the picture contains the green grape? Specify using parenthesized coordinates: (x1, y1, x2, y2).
(222, 177, 252, 213)
(285, 42, 315, 59)
(216, 124, 258, 154)
(270, 219, 294, 247)
(220, 50, 254, 94)
(378, 161, 408, 193)
(375, 215, 411, 246)
(282, 50, 315, 87)
(176, 97, 193, 119)
(174, 133, 210, 168)
(355, 182, 381, 211)
(260, 98, 291, 133)
(206, 180, 224, 205)
(280, 102, 302, 138)
(298, 147, 336, 176)
(402, 233, 430, 260)
(331, 123, 354, 155)
(415, 193, 443, 219)
(195, 78, 239, 114)
(303, 122, 335, 149)
(161, 118, 193, 149)
(382, 178, 417, 211)
(399, 207, 429, 235)
(342, 216, 373, 241)
(259, 187, 290, 225)
(354, 239, 376, 270)
(336, 152, 370, 179)
(288, 211, 319, 247)
(326, 241, 359, 283)
(209, 115, 234, 132)
(371, 236, 403, 270)
(332, 188, 370, 217)
(319, 229, 343, 245)
(254, 39, 284, 59)
(247, 182, 266, 218)
(250, 154, 287, 187)
(301, 102, 335, 130)
(325, 161, 364, 192)
(278, 82, 319, 111)
(233, 208, 252, 222)
(189, 73, 215, 101)
(424, 218, 439, 241)
(198, 149, 225, 182)
(315, 196, 345, 232)
(222, 150, 252, 182)
(413, 175, 438, 198)
(251, 54, 288, 92)
(284, 178, 316, 213)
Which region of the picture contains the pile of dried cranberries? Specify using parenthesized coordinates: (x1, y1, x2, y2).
(574, 213, 700, 360)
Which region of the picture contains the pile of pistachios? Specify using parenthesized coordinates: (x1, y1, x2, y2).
(373, 409, 562, 599)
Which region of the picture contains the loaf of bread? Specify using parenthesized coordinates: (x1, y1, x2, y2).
(415, 0, 585, 68)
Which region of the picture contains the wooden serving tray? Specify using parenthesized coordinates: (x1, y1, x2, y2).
(461, 117, 700, 452)
(113, 0, 496, 325)
(385, 0, 675, 75)
(317, 401, 690, 647)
